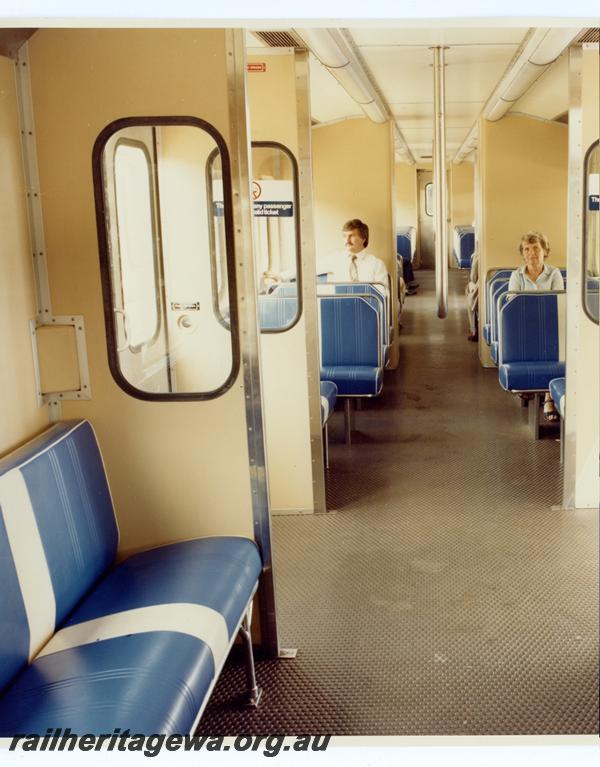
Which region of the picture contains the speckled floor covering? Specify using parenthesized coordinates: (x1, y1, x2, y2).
(199, 269, 598, 736)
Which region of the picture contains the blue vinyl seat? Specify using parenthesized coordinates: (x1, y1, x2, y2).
(498, 292, 566, 392)
(320, 380, 338, 426)
(549, 377, 566, 418)
(319, 294, 383, 445)
(0, 420, 262, 736)
(396, 229, 414, 263)
(489, 280, 510, 364)
(332, 283, 390, 367)
(319, 295, 383, 397)
(320, 380, 338, 469)
(453, 226, 474, 269)
(258, 294, 298, 330)
(483, 270, 512, 345)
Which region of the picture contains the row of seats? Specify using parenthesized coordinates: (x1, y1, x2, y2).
(0, 420, 263, 735)
(483, 268, 566, 439)
(483, 268, 567, 365)
(396, 227, 416, 264)
(453, 226, 475, 269)
(260, 280, 393, 453)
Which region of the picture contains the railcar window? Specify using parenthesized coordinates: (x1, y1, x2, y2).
(252, 143, 302, 332)
(113, 142, 160, 350)
(583, 140, 599, 324)
(93, 119, 239, 400)
(208, 142, 302, 332)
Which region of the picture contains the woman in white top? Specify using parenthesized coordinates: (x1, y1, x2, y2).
(508, 231, 564, 421)
(508, 231, 564, 292)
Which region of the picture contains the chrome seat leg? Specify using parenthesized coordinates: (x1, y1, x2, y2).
(344, 398, 353, 446)
(239, 604, 262, 707)
(528, 392, 541, 440)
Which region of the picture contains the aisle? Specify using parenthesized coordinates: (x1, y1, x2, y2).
(199, 269, 598, 736)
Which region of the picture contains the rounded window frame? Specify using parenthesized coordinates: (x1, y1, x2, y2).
(582, 138, 599, 326)
(207, 140, 303, 334)
(92, 115, 240, 401)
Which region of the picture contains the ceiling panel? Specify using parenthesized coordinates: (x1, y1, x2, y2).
(351, 28, 528, 47)
(390, 101, 483, 127)
(363, 44, 519, 105)
(309, 55, 363, 124)
(509, 50, 569, 119)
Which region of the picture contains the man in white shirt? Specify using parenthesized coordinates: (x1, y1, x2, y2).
(317, 219, 388, 287)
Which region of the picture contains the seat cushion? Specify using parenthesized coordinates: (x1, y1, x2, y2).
(498, 361, 566, 392)
(549, 377, 566, 417)
(0, 536, 261, 736)
(320, 365, 382, 396)
(0, 631, 215, 735)
(320, 381, 338, 425)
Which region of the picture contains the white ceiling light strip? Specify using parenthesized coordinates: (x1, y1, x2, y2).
(295, 27, 415, 164)
(453, 27, 581, 164)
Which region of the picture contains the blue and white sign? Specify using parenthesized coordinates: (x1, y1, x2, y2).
(252, 179, 294, 217)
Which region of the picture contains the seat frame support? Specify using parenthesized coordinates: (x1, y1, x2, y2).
(344, 398, 353, 445)
(239, 604, 263, 708)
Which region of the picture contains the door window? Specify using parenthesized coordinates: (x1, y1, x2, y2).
(93, 118, 239, 399)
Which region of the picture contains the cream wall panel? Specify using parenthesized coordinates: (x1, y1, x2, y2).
(450, 163, 474, 228)
(572, 47, 599, 508)
(247, 52, 314, 513)
(27, 30, 254, 553)
(312, 118, 399, 366)
(478, 114, 568, 363)
(0, 56, 49, 456)
(394, 163, 418, 231)
(449, 162, 475, 269)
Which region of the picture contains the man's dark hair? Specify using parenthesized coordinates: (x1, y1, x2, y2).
(343, 218, 369, 247)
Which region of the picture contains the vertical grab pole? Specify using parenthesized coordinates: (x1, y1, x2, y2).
(225, 29, 280, 657)
(433, 46, 448, 319)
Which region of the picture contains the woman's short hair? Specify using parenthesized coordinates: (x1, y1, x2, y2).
(519, 231, 550, 257)
(343, 218, 369, 247)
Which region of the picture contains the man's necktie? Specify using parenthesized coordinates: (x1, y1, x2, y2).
(349, 255, 359, 282)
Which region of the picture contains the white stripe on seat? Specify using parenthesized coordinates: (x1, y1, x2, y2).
(36, 603, 230, 668)
(558, 294, 566, 360)
(0, 469, 56, 661)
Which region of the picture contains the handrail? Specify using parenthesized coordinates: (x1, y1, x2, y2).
(433, 46, 448, 319)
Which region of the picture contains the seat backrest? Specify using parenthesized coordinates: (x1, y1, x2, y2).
(459, 229, 475, 261)
(332, 283, 388, 346)
(270, 282, 297, 297)
(258, 294, 298, 330)
(485, 269, 513, 324)
(396, 230, 412, 261)
(319, 295, 380, 368)
(0, 420, 118, 693)
(490, 280, 510, 343)
(499, 292, 566, 365)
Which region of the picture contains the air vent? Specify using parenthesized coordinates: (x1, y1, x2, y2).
(253, 31, 303, 48)
(576, 28, 600, 43)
